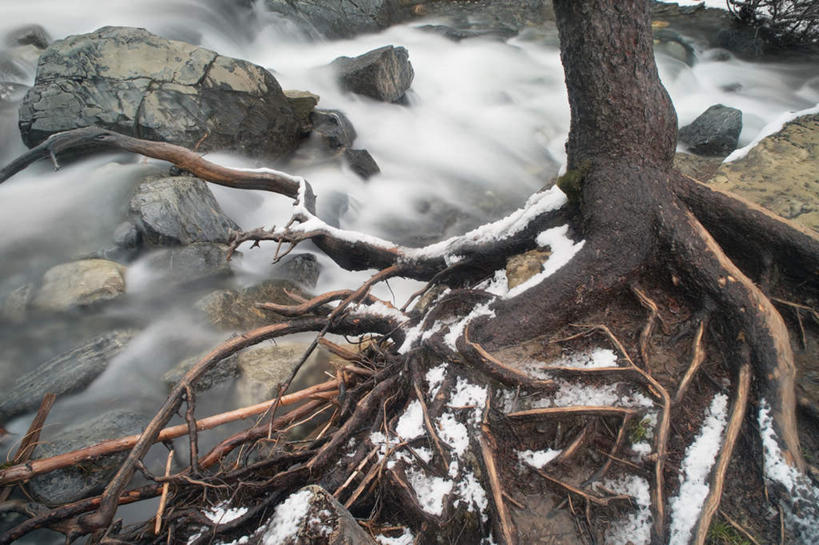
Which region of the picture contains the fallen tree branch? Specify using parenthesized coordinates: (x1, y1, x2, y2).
(0, 380, 338, 486)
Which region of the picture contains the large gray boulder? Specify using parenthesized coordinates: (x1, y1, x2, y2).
(0, 329, 136, 423)
(130, 176, 240, 246)
(330, 45, 414, 103)
(19, 26, 304, 158)
(28, 409, 148, 505)
(679, 104, 743, 156)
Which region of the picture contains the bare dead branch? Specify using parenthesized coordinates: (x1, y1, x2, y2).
(674, 320, 707, 404)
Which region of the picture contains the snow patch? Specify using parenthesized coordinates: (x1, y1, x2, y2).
(376, 528, 414, 545)
(599, 475, 652, 545)
(260, 489, 312, 545)
(443, 302, 495, 351)
(517, 448, 561, 468)
(668, 393, 729, 545)
(348, 301, 407, 322)
(406, 467, 453, 516)
(204, 504, 249, 525)
(504, 226, 585, 298)
(531, 379, 654, 409)
(425, 363, 448, 398)
(396, 400, 426, 440)
(455, 470, 490, 521)
(436, 411, 470, 456)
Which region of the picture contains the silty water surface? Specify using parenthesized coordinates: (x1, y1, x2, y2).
(0, 0, 817, 538)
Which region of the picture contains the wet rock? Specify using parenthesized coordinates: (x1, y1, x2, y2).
(4, 24, 51, 49)
(130, 176, 240, 246)
(28, 409, 147, 505)
(264, 0, 412, 39)
(141, 243, 232, 285)
(19, 26, 303, 158)
(163, 351, 240, 392)
(163, 342, 336, 406)
(311, 109, 357, 151)
(418, 24, 517, 42)
(32, 259, 126, 312)
(0, 329, 137, 423)
(653, 28, 696, 66)
(506, 249, 552, 289)
(330, 45, 414, 103)
(0, 283, 33, 323)
(113, 221, 141, 250)
(195, 279, 312, 331)
(344, 148, 380, 179)
(253, 485, 377, 545)
(274, 253, 320, 289)
(285, 89, 320, 131)
(416, 0, 554, 33)
(708, 113, 819, 230)
(316, 191, 351, 229)
(679, 104, 743, 156)
(716, 27, 766, 58)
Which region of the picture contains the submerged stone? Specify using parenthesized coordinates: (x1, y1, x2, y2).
(32, 259, 126, 312)
(28, 409, 148, 505)
(0, 329, 137, 423)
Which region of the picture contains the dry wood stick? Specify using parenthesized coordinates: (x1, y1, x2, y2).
(534, 468, 630, 507)
(461, 326, 553, 389)
(0, 393, 56, 502)
(718, 510, 761, 545)
(153, 449, 174, 535)
(479, 429, 516, 545)
(674, 321, 706, 404)
(691, 363, 750, 545)
(506, 406, 637, 419)
(0, 379, 337, 486)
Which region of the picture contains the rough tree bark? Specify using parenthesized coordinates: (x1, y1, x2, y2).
(1, 0, 818, 544)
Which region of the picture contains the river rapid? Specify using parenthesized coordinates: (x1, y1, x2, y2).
(0, 1, 817, 540)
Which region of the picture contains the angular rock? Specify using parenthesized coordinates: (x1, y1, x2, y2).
(274, 253, 320, 289)
(506, 249, 552, 289)
(141, 243, 232, 285)
(285, 89, 320, 130)
(679, 104, 742, 156)
(0, 329, 137, 423)
(254, 485, 377, 545)
(19, 26, 303, 158)
(265, 0, 411, 39)
(653, 28, 696, 66)
(130, 176, 240, 246)
(311, 109, 357, 151)
(113, 221, 141, 250)
(195, 279, 312, 331)
(344, 148, 380, 179)
(163, 351, 240, 392)
(32, 259, 126, 312)
(330, 45, 414, 103)
(708, 113, 819, 230)
(28, 409, 147, 505)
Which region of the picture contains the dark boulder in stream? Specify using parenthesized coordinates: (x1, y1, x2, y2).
(0, 329, 137, 423)
(679, 104, 743, 156)
(129, 175, 240, 247)
(330, 45, 414, 103)
(28, 409, 148, 505)
(18, 26, 304, 158)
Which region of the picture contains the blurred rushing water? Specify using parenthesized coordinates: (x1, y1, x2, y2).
(0, 2, 817, 536)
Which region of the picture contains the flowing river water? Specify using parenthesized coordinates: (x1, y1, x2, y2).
(0, 1, 817, 541)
